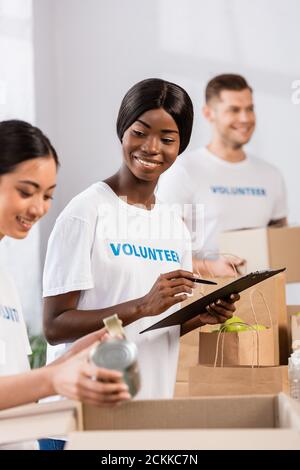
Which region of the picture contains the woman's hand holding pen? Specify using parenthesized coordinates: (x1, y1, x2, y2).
(139, 269, 240, 322)
(139, 269, 196, 316)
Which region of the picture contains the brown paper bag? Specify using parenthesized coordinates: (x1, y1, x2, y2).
(199, 327, 278, 366)
(189, 364, 288, 396)
(181, 272, 287, 363)
(176, 329, 200, 382)
(198, 289, 279, 366)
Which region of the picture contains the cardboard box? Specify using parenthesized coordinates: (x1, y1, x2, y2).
(189, 364, 289, 397)
(291, 315, 300, 344)
(0, 399, 80, 445)
(287, 305, 300, 353)
(173, 382, 189, 397)
(291, 315, 300, 346)
(66, 429, 300, 450)
(1, 393, 300, 450)
(219, 226, 300, 283)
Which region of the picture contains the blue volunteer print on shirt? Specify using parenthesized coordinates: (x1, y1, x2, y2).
(211, 186, 267, 196)
(109, 243, 180, 263)
(0, 305, 19, 322)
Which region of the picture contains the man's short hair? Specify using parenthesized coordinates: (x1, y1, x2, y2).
(205, 74, 252, 103)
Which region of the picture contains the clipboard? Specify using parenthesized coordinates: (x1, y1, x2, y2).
(140, 268, 286, 334)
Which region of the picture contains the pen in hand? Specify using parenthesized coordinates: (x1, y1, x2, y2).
(184, 277, 217, 285)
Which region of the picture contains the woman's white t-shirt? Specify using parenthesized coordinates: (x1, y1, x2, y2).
(43, 182, 192, 399)
(0, 269, 31, 376)
(0, 267, 34, 449)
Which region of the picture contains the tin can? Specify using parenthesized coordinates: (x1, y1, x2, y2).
(89, 338, 140, 397)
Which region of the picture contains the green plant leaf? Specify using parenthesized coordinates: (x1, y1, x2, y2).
(29, 335, 47, 369)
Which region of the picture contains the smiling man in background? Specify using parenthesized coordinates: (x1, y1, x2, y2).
(157, 74, 287, 276)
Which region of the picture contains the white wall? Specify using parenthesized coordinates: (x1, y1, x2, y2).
(33, 0, 300, 303)
(0, 0, 42, 334)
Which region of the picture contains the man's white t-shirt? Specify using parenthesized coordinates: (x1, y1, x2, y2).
(157, 147, 287, 257)
(0, 269, 31, 377)
(43, 182, 192, 399)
